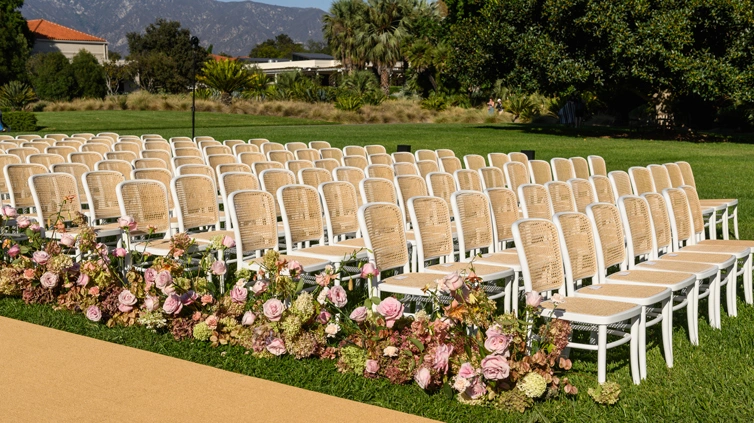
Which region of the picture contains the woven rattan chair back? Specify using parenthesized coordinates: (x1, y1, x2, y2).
(366, 164, 394, 180)
(452, 190, 495, 253)
(320, 181, 360, 241)
(629, 166, 655, 195)
(44, 134, 67, 142)
(439, 156, 462, 174)
(46, 146, 77, 158)
(72, 133, 95, 140)
(608, 170, 633, 201)
(570, 157, 590, 180)
(333, 166, 366, 206)
(223, 140, 245, 150)
(170, 141, 196, 153)
(217, 163, 251, 175)
(97, 133, 119, 141)
(29, 173, 81, 224)
(5, 164, 48, 208)
(87, 138, 114, 148)
(238, 152, 267, 168)
(204, 145, 232, 157)
(172, 174, 220, 232)
(394, 162, 419, 176)
(648, 164, 672, 192)
(286, 160, 314, 176)
(676, 161, 696, 188)
(619, 196, 655, 258)
(114, 142, 141, 158)
(0, 155, 22, 193)
(169, 137, 192, 143)
(248, 139, 269, 149)
(8, 148, 38, 162)
(590, 175, 615, 203)
(415, 149, 437, 162)
(586, 203, 627, 269)
(234, 143, 260, 155)
(144, 141, 171, 152)
(95, 160, 133, 179)
(20, 141, 47, 152)
(426, 172, 455, 215)
(196, 138, 219, 148)
(268, 150, 295, 164)
(509, 151, 529, 167)
(68, 152, 103, 171)
(207, 154, 236, 172)
(105, 151, 138, 162)
(174, 147, 202, 158)
(551, 157, 575, 182)
(680, 186, 705, 236)
(314, 158, 340, 174)
(252, 161, 284, 176)
(260, 169, 296, 216)
(83, 171, 125, 220)
(343, 155, 369, 170)
(664, 163, 684, 187)
(343, 145, 367, 157)
(369, 153, 393, 166)
(219, 172, 259, 212)
(142, 150, 172, 167)
(364, 145, 387, 155)
(285, 142, 307, 152)
(360, 177, 397, 204)
(50, 163, 86, 199)
(410, 196, 453, 261)
(359, 202, 409, 271)
(454, 169, 482, 192)
(488, 153, 510, 172)
(570, 178, 596, 213)
(463, 154, 486, 171)
(28, 153, 64, 170)
(392, 152, 416, 164)
(117, 180, 171, 236)
(132, 168, 174, 209)
(486, 188, 518, 246)
(278, 184, 325, 246)
(299, 167, 332, 187)
(395, 174, 428, 223)
(52, 141, 81, 150)
(554, 212, 598, 282)
(529, 160, 553, 184)
(520, 184, 553, 219)
(588, 155, 607, 176)
(479, 167, 505, 190)
(261, 142, 285, 156)
(172, 156, 205, 169)
(503, 161, 529, 201)
(663, 188, 693, 244)
(295, 148, 320, 162)
(643, 193, 673, 251)
(416, 160, 439, 179)
(320, 148, 344, 163)
(176, 164, 216, 188)
(229, 190, 278, 255)
(436, 149, 455, 159)
(309, 141, 331, 150)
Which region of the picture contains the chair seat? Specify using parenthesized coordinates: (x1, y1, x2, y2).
(247, 254, 329, 273)
(190, 230, 234, 243)
(133, 239, 173, 256)
(635, 260, 718, 279)
(379, 272, 442, 296)
(423, 262, 513, 281)
(293, 244, 368, 261)
(659, 251, 736, 268)
(474, 251, 521, 271)
(605, 269, 696, 291)
(574, 284, 670, 306)
(699, 199, 737, 208)
(541, 296, 641, 323)
(334, 238, 367, 248)
(700, 239, 754, 248)
(681, 244, 749, 259)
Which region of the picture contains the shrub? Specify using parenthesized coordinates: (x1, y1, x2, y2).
(334, 94, 363, 112)
(27, 52, 77, 101)
(421, 93, 447, 112)
(71, 50, 106, 99)
(0, 81, 37, 111)
(3, 111, 37, 131)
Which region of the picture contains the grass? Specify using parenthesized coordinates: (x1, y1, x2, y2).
(4, 110, 754, 421)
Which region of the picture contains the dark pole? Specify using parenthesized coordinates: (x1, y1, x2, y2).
(190, 36, 200, 141)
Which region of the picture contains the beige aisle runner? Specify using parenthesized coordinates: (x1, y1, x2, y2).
(0, 317, 438, 423)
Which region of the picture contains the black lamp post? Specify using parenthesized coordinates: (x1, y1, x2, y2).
(190, 36, 200, 141)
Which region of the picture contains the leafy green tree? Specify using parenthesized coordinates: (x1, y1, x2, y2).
(198, 59, 255, 105)
(103, 51, 132, 96)
(0, 0, 33, 86)
(126, 19, 209, 93)
(71, 50, 106, 99)
(249, 34, 306, 59)
(0, 81, 37, 111)
(27, 52, 77, 101)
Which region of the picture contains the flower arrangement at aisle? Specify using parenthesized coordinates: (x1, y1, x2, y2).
(0, 206, 581, 413)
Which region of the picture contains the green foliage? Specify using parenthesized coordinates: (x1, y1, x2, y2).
(102, 54, 132, 96)
(249, 34, 306, 59)
(2, 111, 37, 131)
(420, 92, 447, 112)
(334, 94, 364, 111)
(0, 81, 37, 111)
(198, 60, 257, 104)
(27, 52, 77, 101)
(0, 0, 33, 85)
(71, 50, 106, 99)
(339, 70, 380, 96)
(126, 19, 209, 93)
(271, 71, 334, 103)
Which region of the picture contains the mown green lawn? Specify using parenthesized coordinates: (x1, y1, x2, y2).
(3, 110, 754, 421)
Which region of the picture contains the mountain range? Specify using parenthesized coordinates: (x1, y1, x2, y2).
(21, 0, 327, 56)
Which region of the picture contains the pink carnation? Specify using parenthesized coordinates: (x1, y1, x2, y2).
(327, 285, 348, 308)
(266, 338, 286, 356)
(376, 297, 404, 328)
(230, 285, 248, 303)
(86, 305, 102, 322)
(263, 298, 285, 321)
(349, 306, 368, 323)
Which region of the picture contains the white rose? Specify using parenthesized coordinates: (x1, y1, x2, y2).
(325, 323, 340, 338)
(383, 346, 399, 357)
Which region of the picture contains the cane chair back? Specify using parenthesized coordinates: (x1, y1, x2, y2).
(415, 149, 437, 162)
(195, 136, 217, 143)
(314, 158, 340, 174)
(44, 134, 67, 142)
(259, 169, 296, 217)
(204, 145, 232, 157)
(680, 186, 706, 238)
(131, 168, 174, 209)
(643, 193, 673, 251)
(28, 153, 64, 170)
(87, 138, 114, 149)
(439, 156, 462, 174)
(409, 196, 454, 263)
(29, 173, 81, 225)
(68, 152, 101, 171)
(286, 160, 314, 176)
(463, 154, 486, 171)
(168, 137, 191, 143)
(360, 177, 397, 204)
(395, 175, 428, 224)
(649, 164, 672, 192)
(217, 163, 251, 176)
(224, 140, 245, 150)
(46, 146, 77, 158)
(95, 160, 132, 179)
(618, 196, 656, 260)
(170, 141, 196, 153)
(365, 145, 386, 155)
(295, 148, 320, 162)
(172, 157, 205, 169)
(343, 145, 367, 157)
(520, 184, 553, 219)
(174, 147, 203, 159)
(252, 161, 284, 176)
(309, 141, 331, 150)
(529, 160, 553, 184)
(451, 191, 495, 255)
(570, 178, 596, 213)
(479, 166, 505, 190)
(133, 158, 169, 171)
(234, 143, 259, 155)
(487, 188, 518, 247)
(14, 134, 40, 142)
(114, 142, 142, 158)
(333, 166, 366, 206)
(664, 163, 684, 188)
(587, 203, 627, 269)
(0, 155, 22, 193)
(590, 175, 615, 204)
(454, 169, 482, 192)
(551, 157, 575, 182)
(72, 133, 95, 140)
(394, 162, 418, 176)
(319, 181, 361, 243)
(436, 149, 455, 158)
(609, 171, 633, 202)
(207, 154, 236, 172)
(97, 133, 118, 141)
(416, 160, 439, 179)
(343, 155, 369, 170)
(5, 164, 48, 208)
(488, 153, 510, 172)
(586, 155, 607, 176)
(268, 150, 294, 164)
(368, 153, 393, 166)
(249, 138, 269, 149)
(547, 181, 577, 214)
(171, 174, 221, 232)
(553, 212, 601, 289)
(219, 172, 259, 211)
(392, 152, 416, 164)
(54, 141, 82, 150)
(663, 188, 694, 246)
(8, 148, 38, 162)
(20, 142, 47, 152)
(105, 151, 138, 162)
(359, 202, 409, 272)
(278, 184, 327, 248)
(228, 190, 278, 255)
(676, 161, 696, 188)
(83, 171, 125, 221)
(366, 164, 394, 180)
(503, 161, 529, 201)
(285, 142, 307, 152)
(142, 150, 173, 169)
(320, 148, 344, 163)
(570, 157, 590, 180)
(426, 172, 455, 215)
(298, 167, 332, 188)
(143, 141, 171, 154)
(238, 152, 267, 168)
(629, 166, 655, 195)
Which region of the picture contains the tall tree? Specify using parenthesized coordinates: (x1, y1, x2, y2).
(323, 0, 368, 73)
(127, 19, 209, 93)
(71, 50, 106, 99)
(249, 34, 306, 59)
(198, 59, 255, 105)
(0, 0, 34, 85)
(27, 52, 77, 101)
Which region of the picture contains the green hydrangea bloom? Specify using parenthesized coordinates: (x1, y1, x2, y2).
(193, 322, 213, 341)
(517, 372, 547, 398)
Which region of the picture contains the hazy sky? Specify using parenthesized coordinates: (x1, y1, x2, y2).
(221, 0, 333, 11)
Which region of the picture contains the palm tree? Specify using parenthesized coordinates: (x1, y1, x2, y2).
(197, 59, 254, 105)
(323, 0, 367, 73)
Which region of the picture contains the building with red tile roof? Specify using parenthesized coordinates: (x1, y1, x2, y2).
(27, 19, 109, 62)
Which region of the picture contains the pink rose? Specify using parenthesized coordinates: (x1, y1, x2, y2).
(33, 251, 50, 265)
(361, 262, 379, 278)
(40, 272, 59, 288)
(251, 280, 268, 295)
(89, 286, 100, 296)
(485, 324, 503, 338)
(266, 338, 286, 356)
(458, 362, 477, 379)
(484, 334, 511, 355)
(30, 223, 41, 232)
(481, 355, 510, 380)
(16, 216, 31, 229)
(23, 268, 35, 280)
(242, 311, 256, 326)
(221, 235, 235, 249)
(288, 260, 302, 275)
(315, 272, 330, 287)
(86, 305, 102, 322)
(7, 245, 20, 258)
(76, 273, 89, 287)
(156, 271, 173, 291)
(205, 315, 219, 330)
(349, 306, 368, 323)
(200, 294, 214, 305)
(263, 298, 285, 321)
(231, 285, 248, 303)
(144, 268, 157, 283)
(210, 260, 226, 276)
(316, 310, 331, 324)
(144, 296, 160, 311)
(433, 344, 454, 374)
(327, 285, 348, 308)
(59, 233, 76, 248)
(365, 359, 380, 374)
(442, 271, 464, 292)
(2, 205, 17, 218)
(180, 290, 198, 305)
(118, 289, 137, 313)
(526, 291, 543, 307)
(376, 297, 404, 328)
(192, 311, 202, 321)
(162, 294, 183, 315)
(117, 215, 138, 232)
(414, 367, 431, 390)
(466, 376, 487, 399)
(551, 293, 566, 304)
(114, 247, 127, 258)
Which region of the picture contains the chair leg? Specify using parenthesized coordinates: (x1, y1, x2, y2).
(629, 317, 641, 385)
(732, 206, 739, 239)
(661, 297, 673, 367)
(639, 307, 647, 380)
(727, 264, 738, 318)
(745, 255, 753, 305)
(597, 325, 608, 384)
